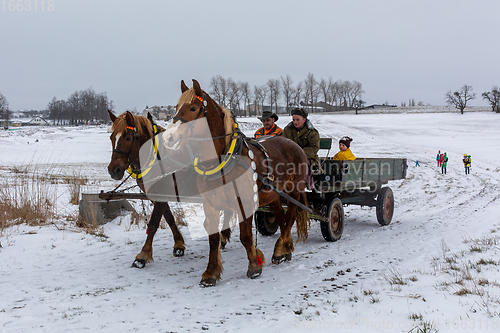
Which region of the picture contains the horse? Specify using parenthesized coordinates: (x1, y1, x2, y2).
(165, 79, 310, 287)
(106, 110, 187, 268)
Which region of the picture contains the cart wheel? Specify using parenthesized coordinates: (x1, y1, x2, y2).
(320, 198, 344, 242)
(255, 211, 279, 236)
(376, 187, 394, 226)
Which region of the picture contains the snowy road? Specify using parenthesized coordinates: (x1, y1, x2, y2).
(1, 111, 500, 332)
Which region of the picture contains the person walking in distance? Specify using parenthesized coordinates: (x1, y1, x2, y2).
(462, 154, 471, 175)
(436, 150, 441, 167)
(441, 153, 448, 174)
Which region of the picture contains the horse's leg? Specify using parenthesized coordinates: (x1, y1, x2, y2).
(239, 216, 266, 279)
(220, 210, 233, 250)
(163, 203, 185, 257)
(133, 201, 165, 268)
(272, 195, 299, 265)
(200, 207, 223, 287)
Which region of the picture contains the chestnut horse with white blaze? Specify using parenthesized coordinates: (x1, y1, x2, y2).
(166, 79, 310, 287)
(106, 110, 187, 267)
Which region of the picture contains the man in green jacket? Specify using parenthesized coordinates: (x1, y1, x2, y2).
(282, 108, 320, 172)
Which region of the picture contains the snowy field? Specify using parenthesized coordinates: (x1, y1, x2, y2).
(1, 110, 500, 332)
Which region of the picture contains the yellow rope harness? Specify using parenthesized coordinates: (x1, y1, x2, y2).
(193, 124, 240, 177)
(127, 124, 160, 179)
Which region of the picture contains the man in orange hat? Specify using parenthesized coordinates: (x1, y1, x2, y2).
(254, 111, 283, 138)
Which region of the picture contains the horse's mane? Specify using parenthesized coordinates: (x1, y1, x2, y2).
(221, 108, 235, 148)
(178, 88, 235, 148)
(112, 112, 153, 138)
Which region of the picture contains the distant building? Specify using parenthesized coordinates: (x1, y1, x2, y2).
(27, 116, 50, 126)
(142, 105, 175, 121)
(245, 104, 287, 116)
(300, 101, 353, 112)
(363, 104, 397, 109)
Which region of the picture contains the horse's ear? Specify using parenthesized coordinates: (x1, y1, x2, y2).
(192, 79, 203, 97)
(181, 80, 189, 93)
(125, 111, 135, 126)
(108, 110, 116, 122)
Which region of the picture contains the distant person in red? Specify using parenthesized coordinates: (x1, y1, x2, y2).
(254, 111, 283, 138)
(439, 153, 444, 167)
(436, 150, 441, 166)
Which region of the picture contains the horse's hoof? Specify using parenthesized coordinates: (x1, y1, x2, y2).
(220, 241, 227, 250)
(173, 248, 185, 257)
(272, 253, 292, 265)
(199, 278, 217, 287)
(247, 267, 263, 279)
(132, 259, 146, 269)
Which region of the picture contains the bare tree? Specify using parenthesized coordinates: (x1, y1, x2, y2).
(353, 98, 365, 115)
(266, 79, 281, 114)
(445, 85, 476, 114)
(329, 80, 340, 107)
(48, 97, 68, 125)
(0, 92, 12, 128)
(292, 81, 304, 109)
(318, 78, 328, 112)
(226, 78, 241, 113)
(209, 75, 229, 107)
(482, 86, 500, 112)
(239, 82, 252, 116)
(260, 85, 268, 113)
(304, 73, 317, 113)
(253, 85, 264, 116)
(350, 81, 365, 107)
(280, 75, 294, 115)
(337, 80, 348, 107)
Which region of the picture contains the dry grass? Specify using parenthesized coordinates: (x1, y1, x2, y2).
(384, 267, 408, 286)
(67, 171, 88, 205)
(432, 239, 500, 317)
(0, 170, 58, 230)
(172, 204, 187, 227)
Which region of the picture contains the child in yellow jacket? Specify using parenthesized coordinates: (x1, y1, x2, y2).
(332, 136, 356, 161)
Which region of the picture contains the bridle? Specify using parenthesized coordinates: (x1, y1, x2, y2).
(173, 93, 208, 124)
(113, 125, 140, 172)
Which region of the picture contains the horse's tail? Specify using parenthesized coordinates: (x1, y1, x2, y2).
(295, 190, 310, 243)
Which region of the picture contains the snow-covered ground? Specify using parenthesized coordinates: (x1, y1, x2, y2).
(1, 110, 500, 332)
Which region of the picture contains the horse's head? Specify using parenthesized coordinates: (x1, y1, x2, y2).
(164, 79, 232, 153)
(107, 110, 153, 180)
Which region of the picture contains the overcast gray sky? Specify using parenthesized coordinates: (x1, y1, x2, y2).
(1, 0, 499, 112)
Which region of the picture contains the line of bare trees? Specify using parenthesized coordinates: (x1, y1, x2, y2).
(209, 73, 365, 116)
(446, 85, 500, 114)
(47, 87, 114, 125)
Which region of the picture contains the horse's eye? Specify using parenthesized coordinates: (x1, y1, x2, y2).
(190, 106, 197, 112)
(126, 136, 132, 141)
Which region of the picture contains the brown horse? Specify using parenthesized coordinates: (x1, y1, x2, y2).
(166, 79, 310, 287)
(107, 110, 187, 268)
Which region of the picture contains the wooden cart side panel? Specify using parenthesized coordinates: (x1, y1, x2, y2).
(343, 158, 407, 183)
